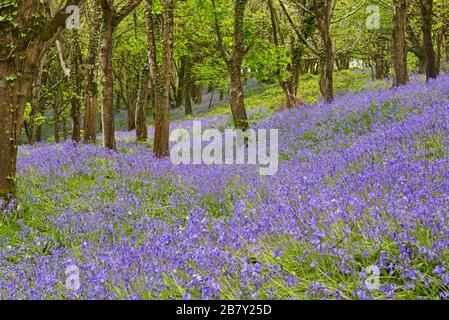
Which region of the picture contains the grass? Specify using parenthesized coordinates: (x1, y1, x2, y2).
(185, 69, 387, 127)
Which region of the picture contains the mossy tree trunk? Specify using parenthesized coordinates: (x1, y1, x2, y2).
(0, 1, 81, 201)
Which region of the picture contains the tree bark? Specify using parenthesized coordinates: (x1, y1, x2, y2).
(56, 37, 82, 143)
(374, 54, 389, 80)
(68, 32, 83, 143)
(436, 27, 446, 75)
(84, 1, 100, 144)
(392, 0, 409, 86)
(99, 0, 144, 149)
(269, 0, 302, 108)
(0, 1, 79, 200)
(136, 66, 149, 142)
(100, 5, 117, 150)
(312, 0, 334, 102)
(420, 0, 438, 81)
(182, 58, 193, 115)
(228, 60, 248, 129)
(212, 0, 249, 130)
(146, 0, 174, 157)
(0, 63, 23, 199)
(28, 57, 46, 145)
(127, 100, 137, 131)
(54, 77, 63, 143)
(336, 52, 350, 71)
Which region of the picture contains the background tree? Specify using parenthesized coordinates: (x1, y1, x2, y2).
(146, 0, 175, 157)
(99, 0, 143, 150)
(393, 0, 409, 86)
(418, 0, 438, 81)
(211, 0, 251, 130)
(84, 1, 102, 144)
(0, 0, 84, 201)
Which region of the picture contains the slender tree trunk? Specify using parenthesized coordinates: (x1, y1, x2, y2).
(196, 85, 203, 104)
(228, 61, 249, 130)
(436, 30, 443, 75)
(446, 35, 449, 63)
(36, 125, 42, 142)
(420, 0, 438, 81)
(100, 8, 116, 150)
(176, 59, 185, 108)
(269, 0, 304, 108)
(393, 0, 408, 86)
(228, 0, 249, 130)
(98, 0, 143, 147)
(54, 80, 63, 143)
(70, 97, 82, 142)
(282, 38, 305, 108)
(318, 30, 334, 102)
(63, 116, 69, 141)
(406, 23, 425, 73)
(54, 112, 61, 143)
(84, 64, 98, 144)
(136, 66, 149, 142)
(182, 59, 193, 115)
(69, 31, 83, 143)
(336, 52, 350, 70)
(212, 0, 249, 129)
(28, 57, 46, 144)
(84, 2, 100, 144)
(127, 102, 137, 131)
(313, 0, 334, 102)
(374, 55, 388, 80)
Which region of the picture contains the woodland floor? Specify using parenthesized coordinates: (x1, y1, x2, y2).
(1, 69, 449, 299)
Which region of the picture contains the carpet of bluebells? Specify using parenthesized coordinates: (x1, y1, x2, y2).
(1, 74, 449, 300)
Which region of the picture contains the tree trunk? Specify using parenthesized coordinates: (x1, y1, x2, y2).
(182, 59, 193, 115)
(407, 23, 425, 74)
(177, 57, 186, 108)
(100, 8, 116, 150)
(69, 31, 83, 143)
(36, 125, 42, 142)
(136, 66, 149, 142)
(436, 30, 442, 75)
(54, 81, 63, 143)
(336, 52, 350, 70)
(0, 0, 72, 200)
(446, 35, 449, 63)
(228, 61, 249, 130)
(374, 55, 388, 80)
(196, 85, 203, 104)
(84, 54, 98, 144)
(28, 57, 46, 145)
(393, 0, 408, 86)
(269, 0, 304, 108)
(0, 55, 37, 198)
(313, 0, 334, 102)
(146, 0, 174, 157)
(84, 2, 100, 144)
(63, 116, 68, 141)
(211, 0, 249, 129)
(127, 101, 137, 131)
(0, 63, 26, 199)
(420, 0, 438, 81)
(319, 32, 334, 102)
